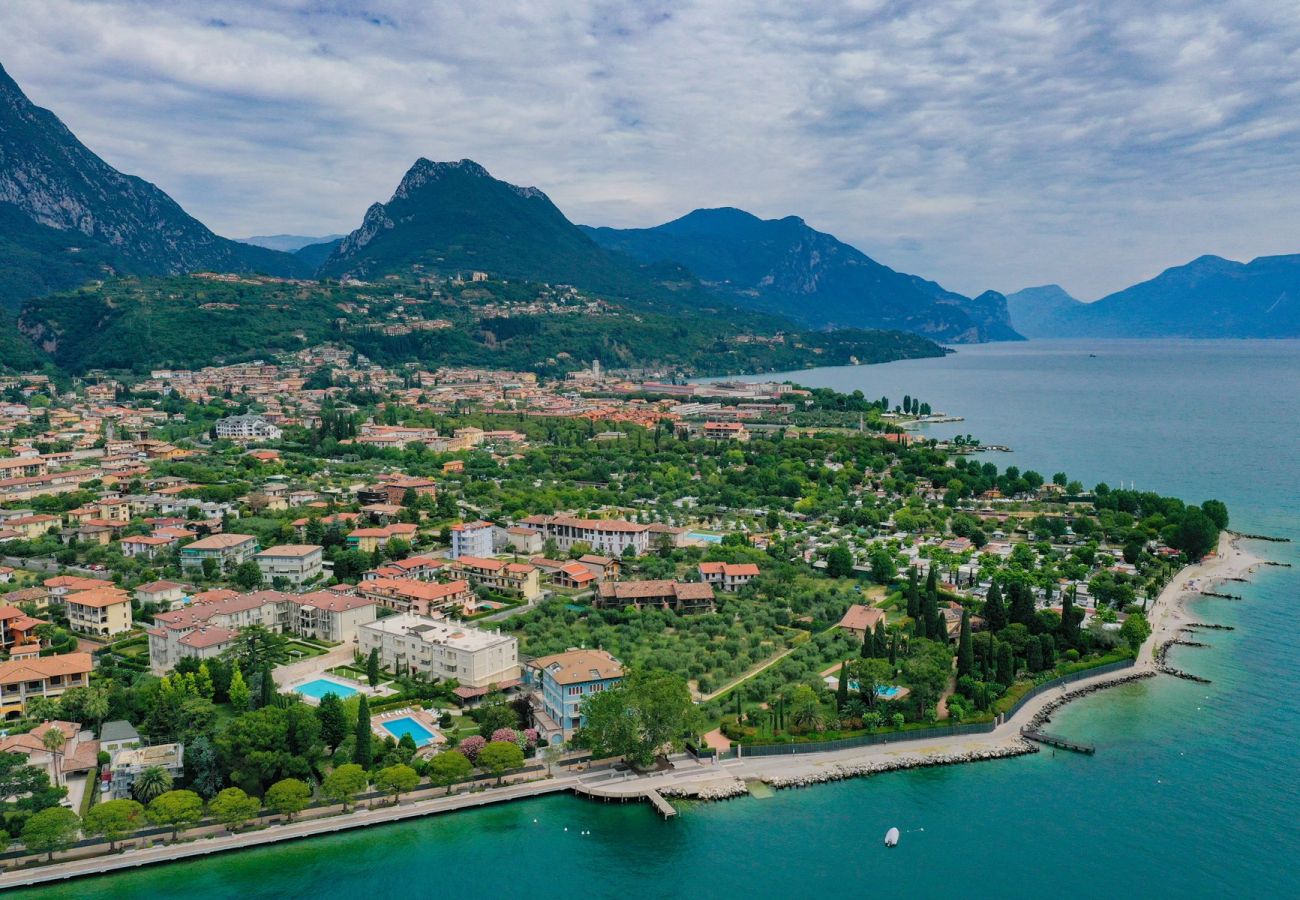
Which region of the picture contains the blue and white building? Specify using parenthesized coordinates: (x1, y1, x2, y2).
(449, 520, 495, 560)
(527, 648, 624, 744)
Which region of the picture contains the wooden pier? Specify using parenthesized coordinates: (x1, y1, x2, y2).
(645, 790, 677, 818)
(1022, 729, 1095, 754)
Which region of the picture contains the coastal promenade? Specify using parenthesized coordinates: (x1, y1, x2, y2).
(0, 533, 1263, 891)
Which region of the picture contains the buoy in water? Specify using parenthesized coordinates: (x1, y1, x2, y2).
(884, 827, 900, 847)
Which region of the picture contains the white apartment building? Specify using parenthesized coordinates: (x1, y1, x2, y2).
(214, 415, 283, 442)
(357, 613, 519, 689)
(255, 544, 324, 586)
(517, 515, 650, 556)
(449, 521, 495, 559)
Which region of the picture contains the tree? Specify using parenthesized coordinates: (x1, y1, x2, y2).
(984, 581, 1007, 633)
(995, 642, 1015, 687)
(0, 751, 65, 813)
(1201, 499, 1229, 530)
(257, 664, 276, 709)
(131, 765, 173, 804)
(226, 624, 289, 675)
(185, 736, 224, 799)
(147, 790, 204, 840)
(263, 780, 312, 821)
(323, 763, 368, 811)
(317, 692, 348, 752)
(1173, 508, 1219, 559)
(428, 751, 472, 794)
(869, 548, 894, 585)
(835, 661, 850, 710)
(577, 669, 696, 769)
(476, 741, 525, 784)
(231, 560, 263, 590)
(956, 610, 974, 677)
(229, 667, 251, 712)
(367, 648, 381, 687)
(41, 727, 67, 788)
(1120, 611, 1151, 650)
(787, 684, 825, 733)
(1060, 588, 1079, 648)
(209, 787, 261, 831)
(374, 764, 420, 804)
(1009, 581, 1036, 628)
(905, 566, 920, 620)
(84, 798, 144, 851)
(856, 658, 894, 710)
(217, 705, 322, 793)
(825, 544, 854, 578)
(21, 807, 81, 861)
(353, 695, 373, 768)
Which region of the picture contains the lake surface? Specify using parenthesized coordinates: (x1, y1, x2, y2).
(25, 339, 1300, 899)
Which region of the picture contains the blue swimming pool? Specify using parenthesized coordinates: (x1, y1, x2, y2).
(294, 678, 359, 701)
(688, 532, 723, 544)
(877, 685, 903, 699)
(381, 716, 436, 747)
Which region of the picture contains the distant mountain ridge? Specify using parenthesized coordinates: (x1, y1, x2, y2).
(236, 233, 345, 253)
(582, 208, 1020, 343)
(0, 62, 308, 309)
(1006, 256, 1300, 338)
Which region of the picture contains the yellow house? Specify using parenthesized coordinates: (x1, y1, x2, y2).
(66, 588, 134, 637)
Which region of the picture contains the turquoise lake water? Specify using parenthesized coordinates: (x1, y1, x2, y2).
(22, 339, 1300, 899)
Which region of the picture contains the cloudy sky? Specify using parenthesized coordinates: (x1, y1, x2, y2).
(3, 0, 1300, 298)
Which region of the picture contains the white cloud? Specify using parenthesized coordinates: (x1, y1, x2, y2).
(3, 0, 1300, 297)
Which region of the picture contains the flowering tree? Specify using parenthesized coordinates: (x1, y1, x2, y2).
(490, 728, 517, 745)
(459, 735, 486, 764)
(522, 728, 539, 750)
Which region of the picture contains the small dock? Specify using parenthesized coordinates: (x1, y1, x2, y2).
(1022, 729, 1095, 754)
(645, 789, 677, 818)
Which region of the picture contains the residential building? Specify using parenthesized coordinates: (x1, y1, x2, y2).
(255, 544, 324, 586)
(837, 603, 887, 638)
(0, 721, 100, 785)
(517, 514, 650, 556)
(105, 742, 185, 801)
(134, 580, 188, 610)
(180, 533, 258, 572)
(701, 421, 749, 441)
(214, 415, 282, 442)
(0, 653, 94, 719)
(0, 604, 46, 653)
(346, 523, 418, 553)
(528, 648, 623, 742)
(290, 591, 378, 642)
(357, 613, 520, 690)
(450, 521, 495, 559)
(448, 556, 542, 601)
(120, 534, 178, 559)
(698, 561, 761, 592)
(356, 578, 473, 616)
(66, 587, 134, 637)
(98, 720, 142, 755)
(576, 554, 620, 582)
(504, 526, 543, 555)
(595, 580, 716, 614)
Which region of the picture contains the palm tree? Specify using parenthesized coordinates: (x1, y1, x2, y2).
(41, 727, 66, 788)
(131, 766, 173, 804)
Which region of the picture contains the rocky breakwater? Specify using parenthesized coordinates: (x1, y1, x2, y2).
(1025, 671, 1156, 732)
(659, 778, 748, 801)
(1156, 638, 1213, 683)
(761, 743, 1039, 790)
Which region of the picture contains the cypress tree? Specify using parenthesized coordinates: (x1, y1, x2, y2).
(1060, 589, 1078, 648)
(1039, 633, 1057, 668)
(906, 567, 920, 620)
(354, 694, 373, 768)
(861, 626, 872, 659)
(367, 648, 381, 687)
(888, 631, 898, 667)
(995, 641, 1015, 686)
(258, 664, 275, 709)
(873, 620, 888, 658)
(985, 581, 1007, 633)
(957, 610, 974, 677)
(1027, 637, 1044, 672)
(1009, 581, 1035, 627)
(836, 662, 850, 711)
(925, 566, 938, 602)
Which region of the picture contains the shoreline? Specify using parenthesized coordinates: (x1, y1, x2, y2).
(0, 532, 1265, 891)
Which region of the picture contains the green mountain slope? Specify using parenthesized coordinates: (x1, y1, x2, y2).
(318, 159, 705, 311)
(0, 61, 309, 310)
(582, 208, 1021, 342)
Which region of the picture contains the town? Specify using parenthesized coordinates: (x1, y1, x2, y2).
(0, 348, 1225, 873)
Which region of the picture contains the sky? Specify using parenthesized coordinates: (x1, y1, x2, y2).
(3, 1, 1300, 299)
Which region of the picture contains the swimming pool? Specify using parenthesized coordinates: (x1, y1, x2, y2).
(381, 716, 436, 747)
(293, 678, 359, 701)
(877, 685, 903, 699)
(688, 532, 723, 544)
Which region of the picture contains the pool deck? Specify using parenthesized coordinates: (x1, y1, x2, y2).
(371, 707, 446, 750)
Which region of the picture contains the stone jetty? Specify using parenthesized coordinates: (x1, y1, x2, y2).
(761, 742, 1039, 790)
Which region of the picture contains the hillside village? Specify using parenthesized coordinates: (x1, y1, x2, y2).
(0, 348, 1223, 859)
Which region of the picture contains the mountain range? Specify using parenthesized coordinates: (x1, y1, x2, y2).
(236, 233, 345, 253)
(1006, 255, 1300, 338)
(0, 62, 308, 310)
(583, 208, 1022, 342)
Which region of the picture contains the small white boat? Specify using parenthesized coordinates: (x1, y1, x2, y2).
(884, 827, 900, 847)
